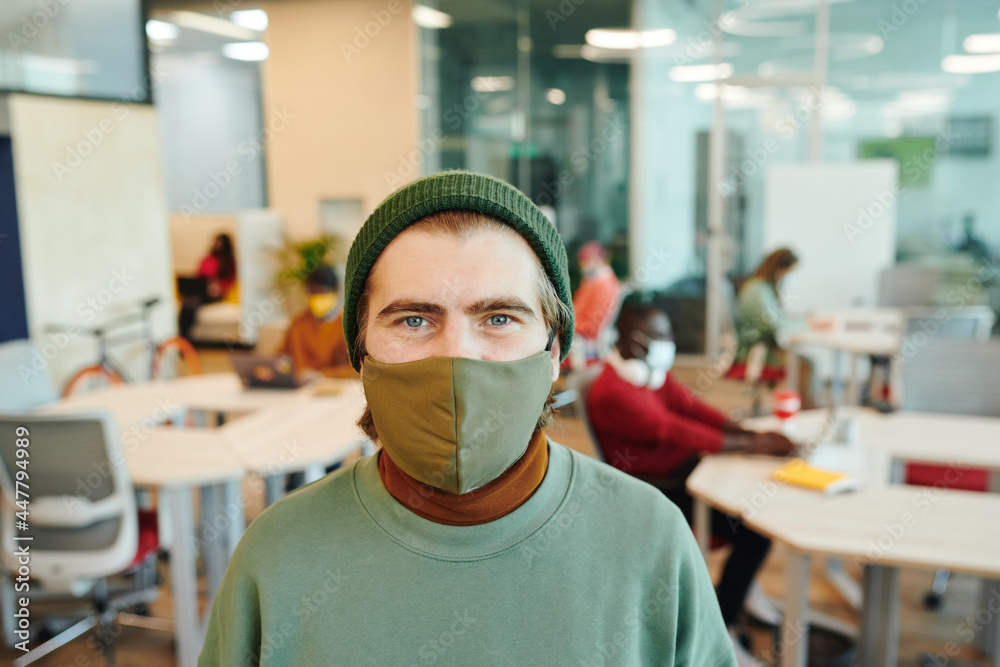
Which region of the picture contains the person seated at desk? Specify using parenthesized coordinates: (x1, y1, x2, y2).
(727, 247, 813, 406)
(587, 296, 795, 666)
(279, 265, 357, 380)
(179, 233, 237, 340)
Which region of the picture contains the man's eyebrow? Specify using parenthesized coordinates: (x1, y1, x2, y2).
(373, 300, 446, 323)
(465, 297, 538, 320)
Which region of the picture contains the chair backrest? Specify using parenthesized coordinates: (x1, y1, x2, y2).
(594, 285, 632, 361)
(903, 306, 995, 342)
(0, 411, 137, 593)
(878, 265, 939, 307)
(899, 339, 1000, 416)
(569, 365, 606, 462)
(0, 340, 58, 412)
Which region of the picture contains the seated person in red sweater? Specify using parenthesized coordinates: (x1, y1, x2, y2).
(587, 297, 794, 651)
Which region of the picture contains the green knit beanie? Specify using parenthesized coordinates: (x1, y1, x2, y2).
(344, 170, 574, 370)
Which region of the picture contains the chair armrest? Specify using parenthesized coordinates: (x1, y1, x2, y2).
(31, 495, 124, 528)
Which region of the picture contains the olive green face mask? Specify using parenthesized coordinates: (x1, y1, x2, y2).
(362, 349, 554, 495)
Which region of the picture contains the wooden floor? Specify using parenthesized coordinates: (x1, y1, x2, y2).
(3, 354, 991, 666)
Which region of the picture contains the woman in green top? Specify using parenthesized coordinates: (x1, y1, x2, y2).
(727, 248, 813, 405)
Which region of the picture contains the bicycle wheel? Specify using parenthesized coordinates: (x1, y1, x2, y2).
(62, 365, 125, 398)
(152, 336, 203, 380)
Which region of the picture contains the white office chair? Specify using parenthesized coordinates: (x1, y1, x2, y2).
(0, 340, 58, 412)
(0, 411, 159, 666)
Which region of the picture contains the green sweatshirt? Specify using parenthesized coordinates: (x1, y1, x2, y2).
(734, 278, 786, 367)
(199, 441, 737, 666)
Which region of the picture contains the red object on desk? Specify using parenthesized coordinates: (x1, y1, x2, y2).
(772, 389, 801, 421)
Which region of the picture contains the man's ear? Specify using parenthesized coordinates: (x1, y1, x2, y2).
(549, 337, 561, 382)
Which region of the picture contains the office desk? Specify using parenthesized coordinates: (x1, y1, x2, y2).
(687, 455, 1000, 667)
(41, 374, 367, 667)
(745, 407, 1000, 486)
(784, 330, 899, 405)
(218, 382, 367, 504)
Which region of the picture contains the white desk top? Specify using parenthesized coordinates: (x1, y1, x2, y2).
(47, 374, 367, 487)
(218, 382, 366, 474)
(127, 428, 246, 488)
(745, 407, 1000, 472)
(42, 381, 187, 428)
(784, 329, 899, 355)
(687, 455, 1000, 578)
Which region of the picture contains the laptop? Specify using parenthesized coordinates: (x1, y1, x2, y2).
(231, 354, 304, 390)
(177, 276, 210, 299)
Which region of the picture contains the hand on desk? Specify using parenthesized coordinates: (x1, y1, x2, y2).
(748, 432, 796, 457)
(723, 430, 795, 457)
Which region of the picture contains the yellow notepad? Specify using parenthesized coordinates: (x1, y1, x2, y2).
(772, 459, 860, 496)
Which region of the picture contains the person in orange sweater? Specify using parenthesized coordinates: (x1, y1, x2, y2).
(572, 241, 620, 340)
(279, 265, 357, 380)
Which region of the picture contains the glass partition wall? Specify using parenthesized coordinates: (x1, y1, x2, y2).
(421, 0, 1000, 356)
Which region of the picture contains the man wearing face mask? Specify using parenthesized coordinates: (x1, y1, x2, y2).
(200, 172, 737, 667)
(587, 297, 794, 665)
(278, 264, 357, 380)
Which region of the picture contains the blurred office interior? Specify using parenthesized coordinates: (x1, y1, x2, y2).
(1, 0, 999, 665)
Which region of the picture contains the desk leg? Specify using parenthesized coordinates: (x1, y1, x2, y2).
(303, 464, 325, 485)
(976, 578, 1000, 661)
(846, 352, 859, 406)
(787, 345, 799, 395)
(780, 550, 810, 667)
(199, 485, 226, 611)
(167, 486, 202, 667)
(889, 458, 906, 485)
(693, 498, 710, 562)
(859, 564, 900, 666)
(831, 349, 845, 407)
(222, 479, 245, 560)
(264, 475, 284, 507)
(1, 571, 15, 647)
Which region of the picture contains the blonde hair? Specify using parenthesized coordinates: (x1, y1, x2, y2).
(354, 210, 569, 443)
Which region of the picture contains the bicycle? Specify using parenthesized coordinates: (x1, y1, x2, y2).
(49, 297, 202, 397)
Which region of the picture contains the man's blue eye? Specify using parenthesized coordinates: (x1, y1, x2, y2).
(405, 317, 423, 327)
(489, 315, 510, 326)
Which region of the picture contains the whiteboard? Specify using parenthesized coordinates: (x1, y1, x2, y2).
(763, 161, 898, 313)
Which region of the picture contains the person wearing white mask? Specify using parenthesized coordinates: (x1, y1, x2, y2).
(588, 297, 794, 666)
